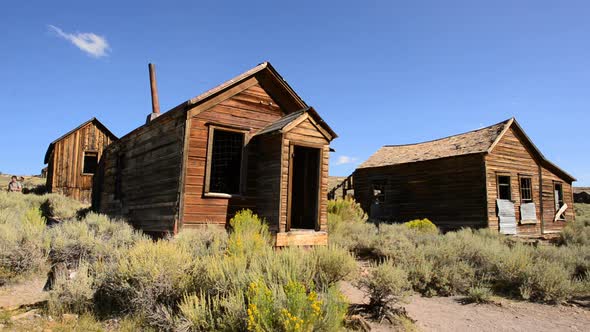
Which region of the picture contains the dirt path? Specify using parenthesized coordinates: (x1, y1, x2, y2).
(340, 281, 590, 331)
(405, 295, 590, 332)
(0, 276, 47, 310)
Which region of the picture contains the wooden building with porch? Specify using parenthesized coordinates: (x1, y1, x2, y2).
(353, 118, 575, 235)
(44, 118, 117, 203)
(93, 62, 336, 246)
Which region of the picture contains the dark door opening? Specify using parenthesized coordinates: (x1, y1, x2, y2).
(289, 145, 320, 230)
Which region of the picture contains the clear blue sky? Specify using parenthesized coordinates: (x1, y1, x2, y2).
(1, 1, 589, 185)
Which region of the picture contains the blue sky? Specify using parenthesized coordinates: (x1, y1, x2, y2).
(1, 1, 589, 185)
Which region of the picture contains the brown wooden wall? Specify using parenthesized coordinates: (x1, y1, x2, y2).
(353, 154, 487, 231)
(95, 110, 186, 234)
(485, 127, 542, 235)
(180, 80, 286, 229)
(485, 126, 573, 235)
(541, 166, 574, 233)
(252, 134, 283, 232)
(48, 122, 114, 203)
(280, 117, 331, 232)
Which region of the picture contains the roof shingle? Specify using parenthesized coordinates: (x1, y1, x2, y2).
(358, 119, 511, 169)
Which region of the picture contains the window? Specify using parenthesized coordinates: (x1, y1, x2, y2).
(206, 128, 245, 195)
(371, 179, 387, 205)
(82, 151, 98, 174)
(554, 182, 564, 219)
(497, 175, 511, 200)
(519, 177, 533, 202)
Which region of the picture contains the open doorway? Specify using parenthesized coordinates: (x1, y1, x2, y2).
(289, 145, 321, 230)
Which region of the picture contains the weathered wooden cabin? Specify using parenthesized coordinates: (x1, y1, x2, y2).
(93, 62, 336, 245)
(354, 118, 575, 235)
(44, 118, 117, 203)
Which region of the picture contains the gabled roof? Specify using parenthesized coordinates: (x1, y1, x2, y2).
(358, 119, 510, 169)
(358, 118, 575, 182)
(117, 61, 312, 142)
(255, 107, 337, 140)
(44, 118, 117, 164)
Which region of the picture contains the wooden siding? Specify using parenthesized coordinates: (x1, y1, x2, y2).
(181, 81, 286, 228)
(95, 111, 186, 234)
(252, 134, 283, 232)
(47, 121, 114, 203)
(485, 126, 573, 235)
(485, 127, 542, 235)
(353, 154, 487, 231)
(541, 166, 574, 233)
(280, 118, 330, 233)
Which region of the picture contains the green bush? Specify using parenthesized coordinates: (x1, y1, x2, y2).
(522, 259, 573, 303)
(328, 217, 377, 254)
(246, 279, 347, 332)
(95, 239, 195, 320)
(176, 291, 247, 332)
(0, 207, 48, 284)
(174, 225, 227, 257)
(327, 197, 367, 224)
(466, 285, 493, 303)
(404, 218, 438, 234)
(360, 260, 412, 312)
(310, 245, 358, 288)
(227, 209, 272, 259)
(43, 194, 87, 220)
(559, 217, 590, 246)
(49, 212, 143, 268)
(48, 262, 95, 316)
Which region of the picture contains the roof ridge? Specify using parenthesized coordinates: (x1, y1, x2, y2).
(382, 118, 512, 148)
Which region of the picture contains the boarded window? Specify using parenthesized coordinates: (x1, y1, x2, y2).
(554, 182, 564, 216)
(497, 175, 511, 200)
(520, 177, 533, 202)
(82, 151, 98, 174)
(371, 179, 386, 204)
(207, 129, 244, 194)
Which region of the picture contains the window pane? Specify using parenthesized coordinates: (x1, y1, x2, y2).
(83, 152, 98, 174)
(210, 130, 244, 194)
(371, 179, 386, 204)
(498, 176, 511, 200)
(520, 177, 532, 202)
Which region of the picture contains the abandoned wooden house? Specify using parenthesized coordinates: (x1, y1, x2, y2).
(44, 118, 117, 203)
(353, 118, 575, 235)
(93, 62, 336, 246)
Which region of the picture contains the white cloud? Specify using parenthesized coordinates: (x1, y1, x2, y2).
(334, 155, 358, 166)
(48, 25, 110, 58)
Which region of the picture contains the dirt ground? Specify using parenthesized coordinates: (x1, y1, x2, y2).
(340, 281, 590, 331)
(0, 276, 47, 310)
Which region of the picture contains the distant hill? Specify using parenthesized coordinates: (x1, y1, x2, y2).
(0, 174, 45, 190)
(328, 176, 348, 192)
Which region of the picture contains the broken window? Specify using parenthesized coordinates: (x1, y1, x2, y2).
(82, 151, 98, 174)
(206, 128, 244, 195)
(497, 175, 511, 200)
(519, 177, 533, 202)
(371, 179, 386, 205)
(554, 182, 565, 219)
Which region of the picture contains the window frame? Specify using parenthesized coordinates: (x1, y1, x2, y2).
(519, 175, 533, 203)
(496, 173, 512, 201)
(554, 181, 565, 220)
(204, 125, 248, 198)
(370, 178, 387, 205)
(81, 151, 98, 175)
